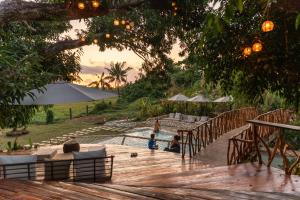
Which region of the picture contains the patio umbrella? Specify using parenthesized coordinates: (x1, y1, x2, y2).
(213, 96, 233, 103)
(168, 93, 189, 101)
(187, 94, 210, 103)
(17, 81, 117, 105)
(187, 94, 210, 116)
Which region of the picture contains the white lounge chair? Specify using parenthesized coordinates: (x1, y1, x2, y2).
(0, 155, 37, 180)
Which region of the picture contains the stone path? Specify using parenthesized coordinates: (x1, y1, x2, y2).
(36, 125, 131, 147)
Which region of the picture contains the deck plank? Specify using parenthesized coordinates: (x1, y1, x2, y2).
(1, 144, 300, 199)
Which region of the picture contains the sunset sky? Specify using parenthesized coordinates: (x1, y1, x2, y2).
(65, 20, 183, 85)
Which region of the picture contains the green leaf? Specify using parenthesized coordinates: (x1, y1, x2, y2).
(295, 13, 300, 30)
(236, 0, 243, 13)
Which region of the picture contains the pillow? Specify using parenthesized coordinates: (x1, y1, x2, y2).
(200, 116, 209, 122)
(174, 113, 182, 120)
(168, 113, 175, 118)
(187, 115, 195, 123)
(0, 155, 37, 180)
(73, 149, 107, 181)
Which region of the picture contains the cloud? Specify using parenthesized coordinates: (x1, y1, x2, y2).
(80, 65, 107, 75)
(80, 65, 140, 82)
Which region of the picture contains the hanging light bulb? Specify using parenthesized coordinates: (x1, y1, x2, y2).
(114, 19, 120, 26)
(174, 6, 178, 11)
(121, 20, 126, 25)
(93, 39, 98, 44)
(252, 42, 263, 52)
(262, 20, 274, 32)
(243, 47, 252, 57)
(77, 2, 85, 10)
(105, 34, 111, 39)
(172, 1, 176, 7)
(79, 36, 86, 42)
(126, 24, 131, 30)
(91, 0, 100, 8)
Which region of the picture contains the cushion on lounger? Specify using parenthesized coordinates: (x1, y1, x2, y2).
(73, 149, 107, 181)
(186, 115, 196, 123)
(174, 113, 182, 120)
(200, 116, 209, 122)
(0, 155, 37, 180)
(169, 113, 175, 118)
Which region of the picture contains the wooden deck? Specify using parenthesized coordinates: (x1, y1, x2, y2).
(1, 144, 300, 199)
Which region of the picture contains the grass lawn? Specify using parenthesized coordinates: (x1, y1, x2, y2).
(0, 116, 119, 150)
(0, 97, 141, 150)
(32, 98, 118, 123)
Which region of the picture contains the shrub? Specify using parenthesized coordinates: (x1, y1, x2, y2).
(46, 110, 54, 124)
(92, 101, 109, 114)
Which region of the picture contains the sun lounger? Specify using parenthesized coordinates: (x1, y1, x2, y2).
(0, 155, 37, 180)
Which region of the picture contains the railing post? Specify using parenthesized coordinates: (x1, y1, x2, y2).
(253, 124, 263, 164)
(110, 156, 114, 179)
(93, 159, 96, 182)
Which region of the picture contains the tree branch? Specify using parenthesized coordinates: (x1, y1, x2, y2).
(0, 0, 145, 26)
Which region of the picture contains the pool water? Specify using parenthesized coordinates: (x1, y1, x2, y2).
(126, 128, 174, 140)
(99, 127, 175, 150)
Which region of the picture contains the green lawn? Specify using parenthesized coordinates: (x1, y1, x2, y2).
(0, 97, 141, 150)
(32, 98, 118, 123)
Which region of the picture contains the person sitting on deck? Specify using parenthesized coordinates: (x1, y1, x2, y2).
(153, 119, 160, 133)
(148, 133, 158, 150)
(164, 135, 180, 153)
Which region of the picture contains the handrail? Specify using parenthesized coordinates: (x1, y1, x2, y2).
(227, 108, 293, 166)
(73, 134, 203, 150)
(178, 107, 259, 158)
(0, 155, 114, 182)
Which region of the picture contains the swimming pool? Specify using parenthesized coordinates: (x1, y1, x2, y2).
(98, 127, 175, 149)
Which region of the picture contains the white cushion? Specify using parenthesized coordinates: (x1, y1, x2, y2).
(73, 149, 107, 181)
(0, 155, 37, 180)
(187, 115, 195, 123)
(200, 116, 209, 122)
(174, 113, 182, 120)
(169, 113, 175, 118)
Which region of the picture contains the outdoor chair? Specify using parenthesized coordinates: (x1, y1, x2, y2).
(186, 115, 196, 123)
(73, 148, 108, 181)
(0, 155, 37, 180)
(174, 113, 182, 120)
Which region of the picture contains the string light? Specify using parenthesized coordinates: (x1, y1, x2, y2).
(105, 33, 111, 39)
(121, 20, 126, 25)
(91, 0, 100, 8)
(79, 36, 86, 42)
(77, 2, 85, 10)
(262, 20, 274, 32)
(126, 24, 131, 30)
(243, 47, 252, 57)
(93, 39, 98, 44)
(252, 42, 263, 52)
(114, 19, 120, 26)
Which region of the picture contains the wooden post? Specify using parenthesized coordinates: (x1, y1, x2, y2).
(253, 124, 263, 164)
(86, 105, 89, 116)
(69, 108, 72, 120)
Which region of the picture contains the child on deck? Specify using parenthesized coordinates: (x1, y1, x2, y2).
(148, 133, 158, 150)
(164, 135, 180, 153)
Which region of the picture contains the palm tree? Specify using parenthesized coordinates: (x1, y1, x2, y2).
(88, 72, 111, 90)
(105, 62, 132, 96)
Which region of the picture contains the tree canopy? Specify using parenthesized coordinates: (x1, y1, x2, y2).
(0, 0, 300, 128)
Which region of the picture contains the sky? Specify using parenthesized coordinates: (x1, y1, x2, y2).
(64, 20, 183, 86)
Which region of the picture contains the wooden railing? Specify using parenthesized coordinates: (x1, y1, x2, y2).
(227, 109, 293, 166)
(177, 107, 259, 158)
